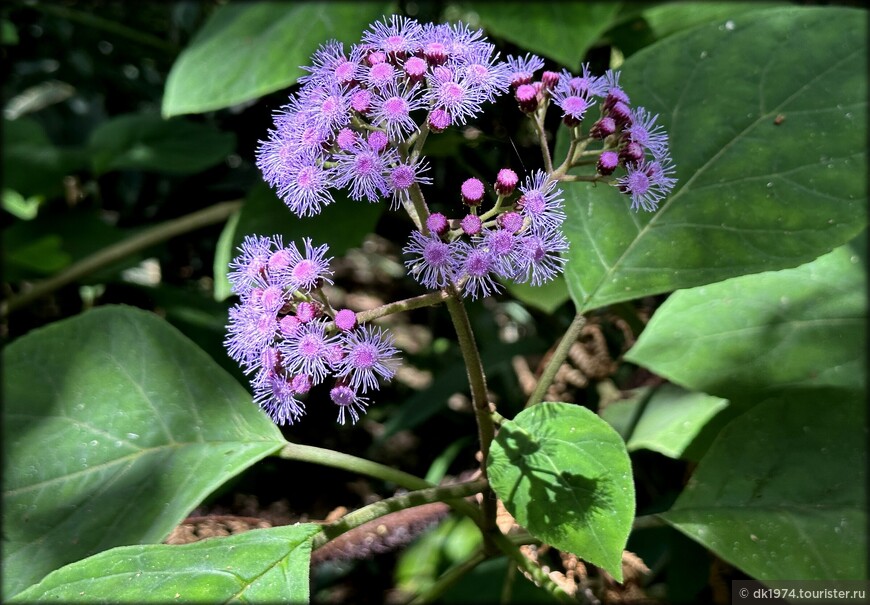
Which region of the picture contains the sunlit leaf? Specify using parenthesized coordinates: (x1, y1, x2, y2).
(626, 244, 866, 401)
(2, 306, 285, 599)
(488, 403, 634, 581)
(10, 524, 320, 603)
(467, 2, 622, 70)
(162, 2, 394, 117)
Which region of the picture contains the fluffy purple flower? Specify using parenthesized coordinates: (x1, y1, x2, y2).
(625, 106, 669, 160)
(336, 325, 400, 393)
(551, 82, 591, 126)
(280, 319, 338, 383)
(371, 82, 425, 141)
(515, 228, 569, 286)
(330, 384, 369, 425)
(455, 241, 501, 300)
(388, 156, 431, 208)
(403, 230, 457, 289)
(561, 64, 606, 98)
(225, 303, 279, 368)
(452, 43, 509, 103)
(505, 53, 544, 87)
(479, 228, 520, 279)
(285, 238, 333, 291)
(274, 152, 336, 218)
(333, 141, 398, 203)
(517, 171, 566, 231)
(461, 177, 485, 206)
(425, 69, 485, 126)
(299, 40, 357, 89)
(254, 372, 305, 426)
(362, 15, 423, 57)
(616, 156, 677, 211)
(227, 235, 272, 297)
(308, 83, 352, 135)
(364, 60, 399, 89)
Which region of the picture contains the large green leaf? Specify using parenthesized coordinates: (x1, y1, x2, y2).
(466, 2, 622, 70)
(2, 306, 285, 599)
(10, 524, 320, 603)
(162, 2, 393, 117)
(625, 243, 866, 402)
(487, 403, 634, 581)
(660, 391, 867, 580)
(213, 182, 384, 301)
(88, 114, 236, 175)
(600, 383, 729, 459)
(560, 7, 867, 313)
(641, 2, 786, 40)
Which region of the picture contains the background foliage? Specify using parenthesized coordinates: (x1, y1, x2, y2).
(2, 1, 866, 603)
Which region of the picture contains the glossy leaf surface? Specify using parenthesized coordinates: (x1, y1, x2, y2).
(488, 403, 634, 580)
(560, 7, 867, 313)
(468, 2, 622, 70)
(162, 2, 393, 116)
(10, 524, 320, 603)
(2, 306, 284, 598)
(661, 391, 867, 580)
(626, 244, 866, 401)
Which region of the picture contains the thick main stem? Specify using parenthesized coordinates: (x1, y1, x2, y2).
(524, 312, 587, 408)
(444, 291, 499, 542)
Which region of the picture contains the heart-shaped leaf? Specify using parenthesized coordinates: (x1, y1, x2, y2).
(2, 306, 285, 599)
(625, 242, 866, 401)
(661, 391, 866, 580)
(487, 403, 634, 581)
(10, 524, 320, 603)
(560, 6, 867, 313)
(162, 2, 394, 117)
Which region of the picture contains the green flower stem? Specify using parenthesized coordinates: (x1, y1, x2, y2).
(403, 176, 431, 233)
(407, 547, 488, 604)
(410, 121, 431, 162)
(311, 479, 488, 551)
(524, 312, 587, 408)
(354, 290, 450, 324)
(444, 291, 499, 541)
(1, 200, 242, 317)
(277, 442, 432, 491)
(532, 112, 554, 174)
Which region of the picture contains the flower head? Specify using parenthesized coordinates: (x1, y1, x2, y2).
(330, 384, 369, 425)
(336, 325, 400, 393)
(403, 230, 457, 289)
(616, 156, 677, 211)
(517, 171, 566, 231)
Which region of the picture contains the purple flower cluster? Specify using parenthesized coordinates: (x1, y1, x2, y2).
(403, 168, 569, 299)
(508, 59, 677, 211)
(225, 235, 399, 425)
(256, 16, 513, 217)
